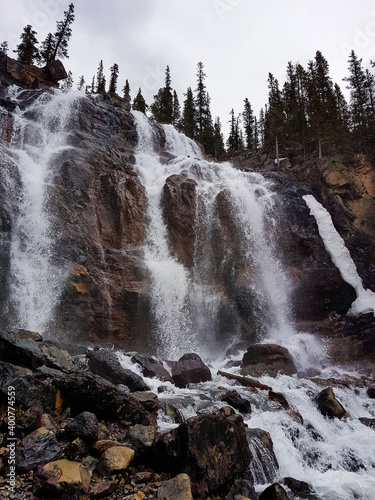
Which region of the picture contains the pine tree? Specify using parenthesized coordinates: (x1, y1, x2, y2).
(194, 62, 215, 154)
(150, 66, 174, 124)
(0, 41, 9, 56)
(61, 70, 73, 90)
(227, 109, 243, 152)
(52, 3, 75, 61)
(243, 98, 255, 150)
(172, 90, 181, 129)
(123, 79, 131, 104)
(182, 87, 195, 138)
(213, 117, 226, 158)
(14, 25, 40, 65)
(264, 73, 285, 158)
(96, 60, 105, 93)
(90, 75, 95, 94)
(258, 108, 265, 149)
(133, 88, 147, 113)
(40, 33, 55, 64)
(109, 63, 119, 93)
(77, 75, 85, 91)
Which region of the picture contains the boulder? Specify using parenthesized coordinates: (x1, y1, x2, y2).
(65, 411, 99, 443)
(219, 390, 251, 414)
(131, 353, 173, 383)
(368, 386, 375, 399)
(316, 387, 347, 419)
(97, 446, 134, 475)
(358, 417, 375, 430)
(127, 423, 157, 458)
(269, 391, 290, 410)
(16, 427, 61, 470)
(241, 344, 297, 377)
(259, 482, 290, 500)
(35, 459, 91, 495)
(172, 353, 212, 388)
(157, 473, 193, 500)
(282, 477, 315, 499)
(153, 408, 251, 498)
(87, 348, 149, 392)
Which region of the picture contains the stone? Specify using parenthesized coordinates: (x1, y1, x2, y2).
(358, 417, 375, 430)
(241, 344, 297, 377)
(259, 482, 290, 500)
(90, 479, 120, 498)
(246, 428, 279, 484)
(283, 477, 315, 499)
(98, 446, 134, 475)
(35, 459, 91, 495)
(269, 391, 290, 410)
(157, 473, 193, 500)
(153, 409, 251, 497)
(131, 353, 173, 383)
(64, 411, 99, 443)
(16, 427, 61, 470)
(127, 424, 157, 457)
(316, 387, 347, 419)
(87, 348, 149, 391)
(172, 353, 212, 388)
(368, 386, 375, 399)
(219, 389, 251, 414)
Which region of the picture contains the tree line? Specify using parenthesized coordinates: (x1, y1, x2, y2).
(2, 8, 375, 162)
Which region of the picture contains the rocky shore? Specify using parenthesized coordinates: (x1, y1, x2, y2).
(0, 330, 374, 499)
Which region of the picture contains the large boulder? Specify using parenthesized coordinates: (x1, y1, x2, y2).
(219, 390, 251, 414)
(35, 459, 91, 496)
(87, 348, 149, 391)
(157, 473, 193, 500)
(241, 344, 297, 377)
(97, 446, 134, 475)
(259, 482, 290, 500)
(153, 408, 251, 498)
(131, 353, 173, 383)
(64, 411, 99, 444)
(172, 353, 212, 388)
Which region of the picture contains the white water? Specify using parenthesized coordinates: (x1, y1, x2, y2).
(303, 194, 375, 317)
(132, 112, 310, 359)
(4, 87, 82, 333)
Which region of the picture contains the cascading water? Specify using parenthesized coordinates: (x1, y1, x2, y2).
(3, 87, 81, 334)
(303, 194, 375, 317)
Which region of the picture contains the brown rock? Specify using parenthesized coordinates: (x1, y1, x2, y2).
(172, 353, 212, 388)
(36, 459, 91, 494)
(98, 446, 134, 474)
(316, 387, 348, 419)
(241, 344, 297, 377)
(157, 473, 193, 500)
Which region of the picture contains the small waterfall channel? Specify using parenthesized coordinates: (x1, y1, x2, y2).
(1, 86, 82, 334)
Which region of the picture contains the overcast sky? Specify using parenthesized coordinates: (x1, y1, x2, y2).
(2, 0, 375, 137)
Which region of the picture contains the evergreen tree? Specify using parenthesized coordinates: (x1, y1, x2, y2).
(227, 109, 244, 152)
(109, 63, 119, 93)
(172, 90, 181, 129)
(213, 116, 226, 158)
(253, 116, 259, 151)
(90, 75, 95, 94)
(77, 75, 85, 91)
(283, 61, 308, 153)
(123, 79, 131, 106)
(243, 98, 255, 150)
(344, 50, 371, 153)
(0, 41, 9, 56)
(133, 88, 147, 113)
(258, 108, 265, 149)
(150, 65, 174, 123)
(194, 62, 215, 154)
(96, 60, 106, 93)
(40, 33, 55, 64)
(14, 25, 40, 65)
(264, 73, 285, 158)
(182, 87, 196, 138)
(61, 70, 73, 90)
(52, 3, 75, 61)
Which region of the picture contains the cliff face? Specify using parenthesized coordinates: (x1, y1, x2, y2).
(0, 69, 374, 360)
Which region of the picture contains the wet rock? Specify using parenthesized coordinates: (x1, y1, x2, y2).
(259, 482, 290, 500)
(316, 387, 348, 419)
(16, 427, 61, 471)
(87, 348, 150, 392)
(127, 423, 157, 458)
(35, 459, 91, 495)
(368, 386, 375, 399)
(246, 428, 279, 484)
(157, 473, 193, 500)
(131, 353, 173, 383)
(153, 408, 251, 498)
(162, 173, 197, 267)
(90, 479, 120, 498)
(283, 477, 315, 498)
(0, 329, 77, 373)
(172, 353, 212, 388)
(219, 389, 251, 414)
(97, 446, 134, 475)
(6, 56, 66, 88)
(65, 411, 99, 443)
(358, 417, 375, 430)
(269, 391, 290, 410)
(241, 344, 297, 377)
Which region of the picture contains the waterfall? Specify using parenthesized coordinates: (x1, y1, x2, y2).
(303, 194, 375, 316)
(132, 112, 304, 358)
(4, 87, 82, 334)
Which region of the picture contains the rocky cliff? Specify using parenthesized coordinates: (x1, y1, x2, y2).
(0, 63, 374, 364)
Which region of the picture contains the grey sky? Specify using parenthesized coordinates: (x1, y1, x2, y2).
(2, 0, 375, 137)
